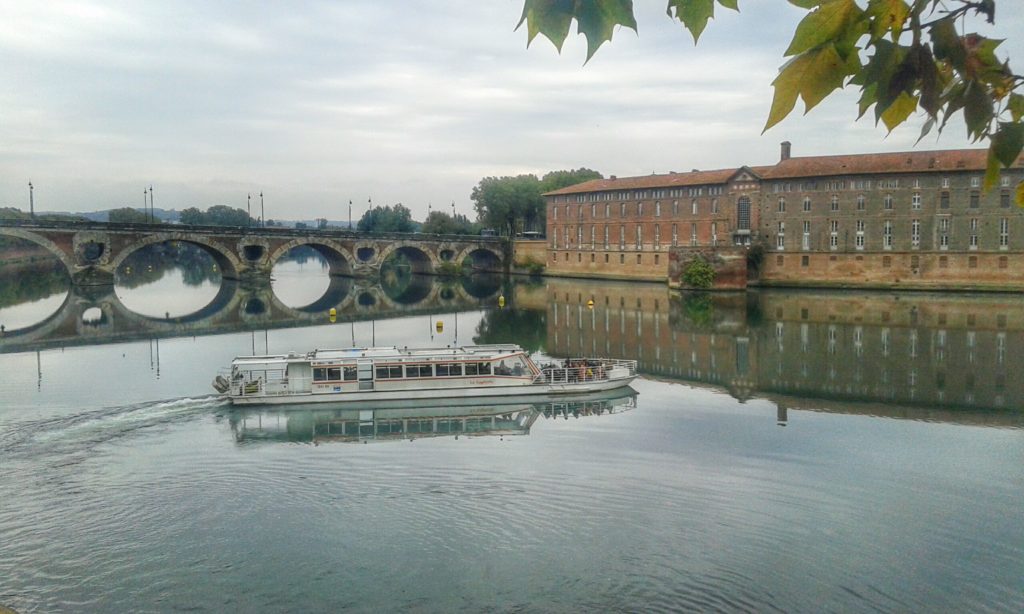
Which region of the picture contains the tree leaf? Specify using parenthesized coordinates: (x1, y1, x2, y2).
(866, 0, 910, 42)
(517, 0, 576, 50)
(1008, 93, 1024, 122)
(984, 145, 1002, 192)
(880, 91, 918, 132)
(963, 81, 994, 140)
(1016, 180, 1024, 208)
(785, 0, 861, 56)
(991, 121, 1024, 167)
(764, 44, 850, 131)
(576, 0, 638, 61)
(717, 0, 740, 10)
(929, 17, 965, 69)
(667, 0, 715, 44)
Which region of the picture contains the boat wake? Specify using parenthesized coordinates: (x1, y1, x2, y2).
(0, 395, 228, 460)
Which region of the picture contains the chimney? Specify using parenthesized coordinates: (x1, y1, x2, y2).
(780, 141, 792, 161)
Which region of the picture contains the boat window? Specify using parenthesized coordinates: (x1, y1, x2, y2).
(477, 362, 491, 375)
(343, 366, 357, 381)
(436, 363, 462, 376)
(313, 367, 342, 382)
(465, 363, 478, 376)
(494, 356, 527, 376)
(406, 364, 432, 378)
(376, 365, 403, 379)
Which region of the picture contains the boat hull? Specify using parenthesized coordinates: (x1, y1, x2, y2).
(228, 375, 637, 406)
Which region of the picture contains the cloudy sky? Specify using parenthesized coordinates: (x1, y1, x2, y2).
(1, 1, 1021, 221)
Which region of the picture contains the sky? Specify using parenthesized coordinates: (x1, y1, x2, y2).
(1, 1, 1022, 221)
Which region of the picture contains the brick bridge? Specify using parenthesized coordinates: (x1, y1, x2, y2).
(0, 220, 507, 286)
(0, 275, 503, 354)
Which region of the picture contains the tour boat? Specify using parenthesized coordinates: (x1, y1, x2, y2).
(212, 343, 637, 406)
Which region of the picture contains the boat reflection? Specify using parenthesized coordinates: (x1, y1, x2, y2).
(227, 387, 638, 444)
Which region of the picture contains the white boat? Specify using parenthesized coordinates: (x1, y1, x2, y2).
(213, 343, 637, 406)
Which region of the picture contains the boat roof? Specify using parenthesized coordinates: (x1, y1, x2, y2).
(232, 344, 526, 367)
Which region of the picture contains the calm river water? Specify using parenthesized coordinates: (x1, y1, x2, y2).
(0, 245, 1022, 613)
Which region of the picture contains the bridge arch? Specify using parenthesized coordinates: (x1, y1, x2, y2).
(267, 238, 354, 276)
(0, 227, 77, 276)
(455, 245, 503, 272)
(110, 233, 243, 280)
(377, 243, 439, 275)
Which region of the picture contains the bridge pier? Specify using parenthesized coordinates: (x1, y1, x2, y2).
(71, 266, 115, 287)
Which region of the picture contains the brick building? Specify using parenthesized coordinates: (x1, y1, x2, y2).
(544, 144, 1024, 289)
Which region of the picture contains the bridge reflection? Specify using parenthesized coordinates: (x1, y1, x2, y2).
(0, 270, 504, 353)
(227, 388, 639, 444)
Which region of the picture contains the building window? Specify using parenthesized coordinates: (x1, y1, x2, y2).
(969, 192, 980, 208)
(803, 197, 811, 212)
(1000, 217, 1009, 249)
(939, 217, 949, 250)
(776, 221, 785, 250)
(831, 195, 840, 211)
(672, 200, 679, 215)
(672, 224, 678, 247)
(654, 225, 661, 250)
(939, 256, 948, 268)
(778, 197, 786, 212)
(883, 220, 893, 250)
(690, 223, 698, 246)
(1001, 191, 1011, 208)
(590, 204, 596, 218)
(590, 225, 595, 247)
(603, 225, 609, 249)
(883, 255, 892, 268)
(940, 191, 950, 209)
(619, 226, 625, 249)
(969, 255, 978, 268)
(637, 254, 642, 264)
(942, 177, 950, 188)
(620, 254, 624, 264)
(620, 203, 626, 217)
(711, 222, 718, 246)
(802, 220, 811, 250)
(737, 197, 751, 230)
(971, 176, 981, 188)
(829, 220, 838, 250)
(883, 194, 893, 209)
(913, 178, 921, 188)
(970, 218, 978, 249)
(635, 225, 642, 250)
(655, 201, 661, 217)
(855, 219, 865, 250)
(553, 206, 558, 220)
(801, 255, 809, 267)
(691, 200, 698, 215)
(912, 192, 921, 209)
(604, 203, 610, 218)
(911, 219, 921, 247)
(857, 194, 865, 210)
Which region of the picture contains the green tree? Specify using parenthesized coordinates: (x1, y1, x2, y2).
(540, 168, 603, 192)
(179, 207, 204, 225)
(471, 175, 545, 236)
(178, 205, 253, 226)
(421, 211, 481, 235)
(108, 207, 151, 224)
(357, 203, 416, 233)
(518, 0, 1024, 203)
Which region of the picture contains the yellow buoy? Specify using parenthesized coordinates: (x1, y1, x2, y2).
(498, 295, 505, 308)
(329, 307, 337, 323)
(587, 299, 594, 309)
(436, 320, 443, 333)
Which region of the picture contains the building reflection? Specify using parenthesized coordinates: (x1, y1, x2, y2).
(541, 278, 1024, 424)
(228, 388, 638, 444)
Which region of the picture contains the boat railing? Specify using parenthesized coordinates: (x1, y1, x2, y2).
(532, 358, 637, 385)
(231, 373, 310, 397)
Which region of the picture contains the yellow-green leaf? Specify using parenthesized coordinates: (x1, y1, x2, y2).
(984, 146, 1001, 192)
(668, 0, 715, 44)
(764, 45, 849, 131)
(880, 91, 918, 132)
(866, 0, 910, 41)
(785, 0, 861, 56)
(1016, 181, 1024, 207)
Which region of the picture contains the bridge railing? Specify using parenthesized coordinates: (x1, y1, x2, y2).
(0, 218, 506, 244)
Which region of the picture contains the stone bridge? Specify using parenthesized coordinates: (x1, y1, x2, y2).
(0, 220, 507, 286)
(0, 274, 503, 354)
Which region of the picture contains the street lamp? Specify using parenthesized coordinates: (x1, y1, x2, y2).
(260, 192, 265, 228)
(247, 193, 252, 227)
(28, 181, 34, 219)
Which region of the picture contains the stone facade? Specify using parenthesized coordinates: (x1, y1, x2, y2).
(544, 145, 1024, 290)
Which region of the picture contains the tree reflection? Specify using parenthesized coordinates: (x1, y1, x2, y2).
(0, 260, 70, 309)
(473, 308, 546, 352)
(116, 242, 221, 288)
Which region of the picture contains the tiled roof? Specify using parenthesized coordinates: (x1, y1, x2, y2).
(763, 148, 1024, 179)
(543, 167, 753, 196)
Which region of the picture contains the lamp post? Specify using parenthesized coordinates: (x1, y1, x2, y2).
(348, 200, 352, 229)
(247, 193, 252, 227)
(260, 192, 265, 228)
(149, 185, 154, 223)
(143, 188, 148, 222)
(28, 181, 34, 219)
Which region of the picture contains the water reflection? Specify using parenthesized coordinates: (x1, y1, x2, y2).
(229, 388, 638, 444)
(115, 242, 221, 318)
(543, 279, 1024, 421)
(0, 260, 69, 331)
(271, 246, 332, 308)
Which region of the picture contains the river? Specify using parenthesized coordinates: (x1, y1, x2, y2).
(0, 244, 1021, 613)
